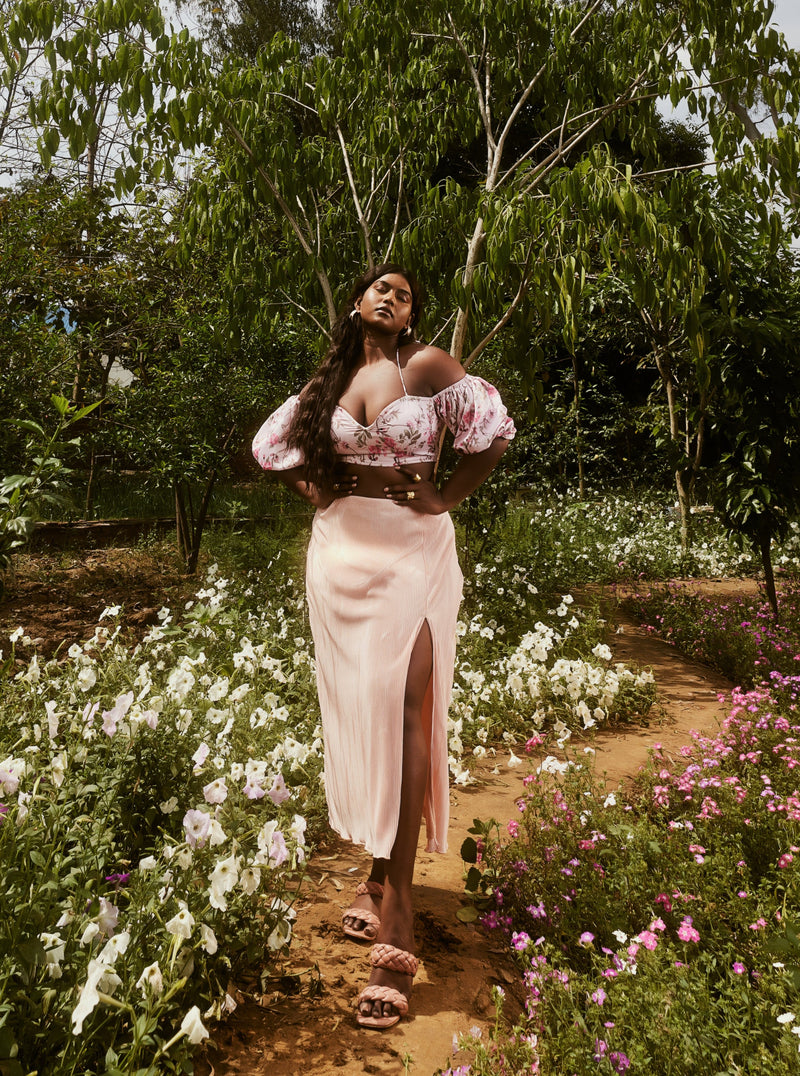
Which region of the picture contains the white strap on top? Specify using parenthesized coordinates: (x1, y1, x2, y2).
(395, 346, 409, 396)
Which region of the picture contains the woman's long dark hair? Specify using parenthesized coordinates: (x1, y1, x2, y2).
(287, 264, 424, 492)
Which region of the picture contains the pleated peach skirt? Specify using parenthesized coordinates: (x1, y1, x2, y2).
(306, 497, 463, 859)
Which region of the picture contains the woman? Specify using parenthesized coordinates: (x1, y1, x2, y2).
(252, 264, 515, 1029)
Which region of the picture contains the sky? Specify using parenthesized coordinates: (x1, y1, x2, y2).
(771, 0, 800, 50)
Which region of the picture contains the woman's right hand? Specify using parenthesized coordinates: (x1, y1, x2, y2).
(307, 473, 359, 508)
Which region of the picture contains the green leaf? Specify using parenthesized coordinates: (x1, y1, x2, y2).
(460, 836, 478, 864)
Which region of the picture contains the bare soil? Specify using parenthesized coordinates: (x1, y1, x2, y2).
(0, 553, 761, 1076)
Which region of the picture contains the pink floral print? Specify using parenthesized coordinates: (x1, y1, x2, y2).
(252, 374, 515, 471)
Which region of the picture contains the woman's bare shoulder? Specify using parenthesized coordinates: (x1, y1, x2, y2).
(403, 343, 465, 395)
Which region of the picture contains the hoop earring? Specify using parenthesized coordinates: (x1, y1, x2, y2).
(349, 308, 360, 320)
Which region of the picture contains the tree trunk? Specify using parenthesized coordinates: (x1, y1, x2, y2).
(754, 525, 779, 623)
(571, 354, 585, 499)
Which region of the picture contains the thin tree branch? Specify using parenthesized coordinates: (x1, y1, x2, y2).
(447, 12, 496, 153)
(335, 121, 374, 266)
(222, 117, 337, 325)
(463, 248, 534, 368)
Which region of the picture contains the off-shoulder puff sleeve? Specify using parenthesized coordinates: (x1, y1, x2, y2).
(252, 396, 304, 471)
(433, 374, 516, 454)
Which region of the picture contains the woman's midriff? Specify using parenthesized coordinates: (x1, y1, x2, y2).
(338, 461, 436, 499)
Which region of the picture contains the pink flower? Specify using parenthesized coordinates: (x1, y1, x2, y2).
(778, 853, 794, 869)
(268, 773, 290, 805)
(579, 932, 595, 947)
(649, 917, 666, 932)
(637, 930, 659, 951)
(243, 777, 265, 800)
(183, 808, 212, 848)
(507, 820, 520, 838)
(591, 987, 607, 1006)
(732, 962, 746, 974)
(749, 918, 767, 931)
(677, 916, 700, 943)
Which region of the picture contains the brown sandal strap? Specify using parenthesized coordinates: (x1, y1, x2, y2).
(342, 907, 381, 929)
(356, 881, 384, 899)
(370, 944, 418, 976)
(357, 984, 409, 1015)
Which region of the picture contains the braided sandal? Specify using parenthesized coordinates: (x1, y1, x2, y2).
(342, 880, 384, 941)
(356, 943, 418, 1030)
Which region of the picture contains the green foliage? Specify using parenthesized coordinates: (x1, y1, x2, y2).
(622, 577, 800, 689)
(451, 677, 800, 1074)
(0, 395, 99, 594)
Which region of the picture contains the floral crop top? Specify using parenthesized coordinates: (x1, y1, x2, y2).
(252, 373, 515, 470)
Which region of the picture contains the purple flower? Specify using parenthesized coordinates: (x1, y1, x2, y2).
(732, 962, 746, 974)
(610, 1051, 631, 1073)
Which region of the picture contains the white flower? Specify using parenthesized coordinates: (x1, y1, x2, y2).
(199, 924, 218, 954)
(165, 904, 195, 940)
(9, 627, 24, 643)
(180, 1005, 209, 1045)
(51, 752, 67, 787)
(72, 959, 105, 1033)
(507, 751, 523, 769)
(138, 855, 157, 871)
(209, 853, 240, 910)
(80, 922, 100, 946)
(538, 756, 570, 775)
(98, 931, 129, 964)
(76, 667, 97, 692)
(207, 677, 229, 702)
(136, 961, 164, 995)
(183, 809, 212, 848)
(96, 898, 119, 938)
(166, 667, 195, 701)
(229, 683, 251, 703)
(203, 777, 228, 804)
(777, 1012, 796, 1025)
(240, 866, 261, 895)
(160, 796, 179, 814)
(39, 932, 65, 978)
(603, 793, 617, 808)
(591, 643, 613, 661)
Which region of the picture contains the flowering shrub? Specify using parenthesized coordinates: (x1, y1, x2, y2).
(0, 531, 657, 1072)
(0, 562, 317, 1074)
(624, 579, 800, 689)
(450, 680, 800, 1074)
(449, 579, 656, 785)
(501, 492, 767, 587)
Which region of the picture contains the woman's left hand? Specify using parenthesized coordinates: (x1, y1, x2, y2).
(384, 467, 447, 514)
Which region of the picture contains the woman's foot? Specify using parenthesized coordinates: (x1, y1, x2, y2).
(357, 943, 417, 1029)
(342, 880, 384, 941)
(356, 890, 417, 1028)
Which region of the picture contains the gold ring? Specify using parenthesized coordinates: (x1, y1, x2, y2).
(412, 473, 422, 483)
(333, 483, 340, 491)
(407, 490, 416, 501)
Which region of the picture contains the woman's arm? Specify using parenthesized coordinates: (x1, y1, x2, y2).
(385, 438, 510, 514)
(273, 466, 357, 509)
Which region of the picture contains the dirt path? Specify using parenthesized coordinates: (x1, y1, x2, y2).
(0, 557, 755, 1074)
(196, 590, 746, 1076)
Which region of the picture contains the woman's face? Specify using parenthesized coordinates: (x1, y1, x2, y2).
(356, 273, 414, 337)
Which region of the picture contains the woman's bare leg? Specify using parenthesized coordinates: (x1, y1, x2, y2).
(359, 622, 432, 1021)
